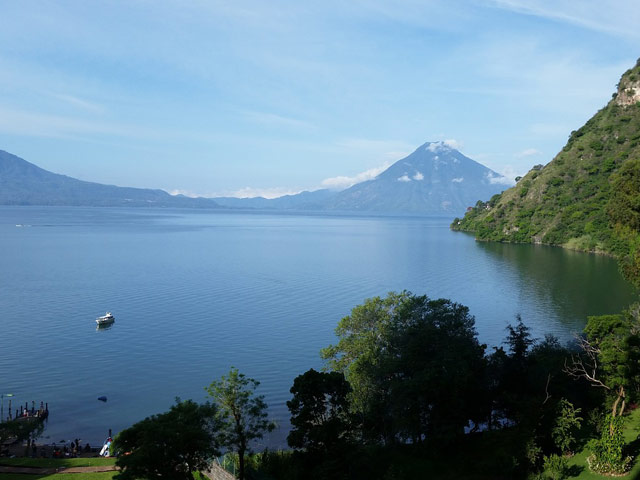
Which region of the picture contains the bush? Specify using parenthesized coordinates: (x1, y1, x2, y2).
(543, 454, 569, 480)
(587, 415, 632, 475)
(551, 399, 582, 455)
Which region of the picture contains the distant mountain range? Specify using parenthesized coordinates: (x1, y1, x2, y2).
(0, 149, 220, 208)
(0, 142, 509, 215)
(213, 189, 335, 211)
(215, 142, 510, 215)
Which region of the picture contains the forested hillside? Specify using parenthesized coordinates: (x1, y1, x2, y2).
(452, 59, 640, 287)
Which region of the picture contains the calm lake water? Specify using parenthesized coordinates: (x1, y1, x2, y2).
(0, 206, 637, 448)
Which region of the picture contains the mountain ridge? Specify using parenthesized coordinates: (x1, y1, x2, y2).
(452, 58, 640, 287)
(0, 149, 221, 208)
(324, 141, 509, 214)
(0, 141, 509, 216)
(213, 142, 509, 216)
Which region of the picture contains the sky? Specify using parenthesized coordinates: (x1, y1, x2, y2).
(0, 1, 639, 198)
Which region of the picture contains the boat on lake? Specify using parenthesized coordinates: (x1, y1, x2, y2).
(96, 312, 115, 326)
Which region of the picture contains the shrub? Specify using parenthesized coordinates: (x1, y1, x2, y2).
(551, 399, 582, 455)
(587, 415, 632, 475)
(543, 454, 569, 480)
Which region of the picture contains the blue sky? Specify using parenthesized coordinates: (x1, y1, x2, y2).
(0, 1, 638, 198)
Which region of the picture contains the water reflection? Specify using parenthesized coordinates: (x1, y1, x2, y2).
(475, 240, 638, 332)
(96, 323, 115, 332)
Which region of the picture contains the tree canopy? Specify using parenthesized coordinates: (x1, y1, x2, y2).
(566, 306, 640, 417)
(113, 399, 220, 480)
(287, 369, 352, 453)
(0, 417, 44, 452)
(321, 291, 487, 444)
(206, 367, 275, 480)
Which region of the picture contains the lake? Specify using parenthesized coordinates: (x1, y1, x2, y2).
(0, 206, 637, 448)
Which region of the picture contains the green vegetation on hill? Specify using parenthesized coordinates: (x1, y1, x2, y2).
(452, 58, 640, 287)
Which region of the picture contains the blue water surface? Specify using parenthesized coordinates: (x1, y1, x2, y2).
(0, 206, 636, 448)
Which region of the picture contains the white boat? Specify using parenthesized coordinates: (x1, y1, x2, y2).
(96, 312, 115, 326)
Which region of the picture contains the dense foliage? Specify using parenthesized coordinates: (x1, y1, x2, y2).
(249, 292, 600, 479)
(113, 400, 220, 480)
(321, 292, 487, 445)
(287, 369, 353, 453)
(452, 59, 640, 287)
(246, 293, 640, 479)
(109, 293, 640, 479)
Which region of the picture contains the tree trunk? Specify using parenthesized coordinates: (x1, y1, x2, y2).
(611, 385, 625, 418)
(238, 445, 246, 480)
(609, 386, 626, 436)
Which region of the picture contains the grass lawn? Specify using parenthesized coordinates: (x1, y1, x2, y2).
(0, 473, 116, 480)
(558, 407, 640, 479)
(0, 458, 210, 479)
(0, 473, 207, 479)
(0, 457, 118, 480)
(0, 458, 116, 468)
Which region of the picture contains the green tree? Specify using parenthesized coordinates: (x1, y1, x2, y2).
(206, 367, 275, 480)
(505, 315, 535, 360)
(565, 306, 640, 473)
(389, 296, 487, 443)
(588, 414, 631, 475)
(608, 158, 640, 231)
(543, 454, 569, 480)
(490, 317, 537, 422)
(551, 398, 582, 455)
(566, 308, 640, 418)
(608, 160, 640, 287)
(0, 418, 45, 451)
(287, 369, 352, 453)
(322, 291, 487, 445)
(321, 291, 403, 443)
(113, 399, 220, 480)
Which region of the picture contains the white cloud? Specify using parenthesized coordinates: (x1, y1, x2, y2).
(443, 139, 462, 150)
(321, 161, 391, 190)
(452, 177, 464, 183)
(485, 171, 516, 186)
(397, 174, 411, 182)
(427, 139, 463, 152)
(168, 189, 200, 198)
(223, 186, 305, 199)
(516, 148, 542, 158)
(497, 165, 525, 184)
(412, 171, 424, 180)
(169, 187, 305, 199)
